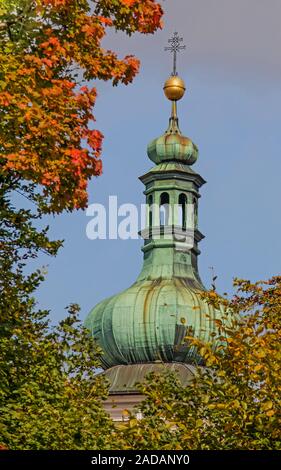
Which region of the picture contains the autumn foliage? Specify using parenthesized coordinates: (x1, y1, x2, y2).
(0, 0, 163, 212)
(119, 278, 281, 450)
(0, 0, 163, 448)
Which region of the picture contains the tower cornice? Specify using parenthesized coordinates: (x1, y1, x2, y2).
(139, 167, 206, 189)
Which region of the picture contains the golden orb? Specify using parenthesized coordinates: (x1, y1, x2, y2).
(163, 75, 186, 101)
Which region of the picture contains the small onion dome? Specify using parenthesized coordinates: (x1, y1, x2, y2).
(164, 75, 186, 101)
(147, 131, 198, 166)
(147, 113, 198, 166)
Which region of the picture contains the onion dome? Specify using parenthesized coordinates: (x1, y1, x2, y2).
(85, 276, 225, 369)
(147, 74, 198, 166)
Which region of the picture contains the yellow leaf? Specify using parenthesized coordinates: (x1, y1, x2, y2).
(262, 401, 273, 411)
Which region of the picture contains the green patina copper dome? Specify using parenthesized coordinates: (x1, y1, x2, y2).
(85, 74, 224, 372)
(85, 275, 224, 369)
(147, 113, 198, 166)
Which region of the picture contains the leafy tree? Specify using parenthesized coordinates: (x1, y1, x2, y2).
(119, 278, 281, 450)
(0, 0, 163, 212)
(0, 0, 163, 449)
(0, 304, 113, 450)
(0, 189, 113, 449)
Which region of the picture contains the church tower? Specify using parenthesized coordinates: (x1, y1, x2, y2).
(85, 35, 224, 419)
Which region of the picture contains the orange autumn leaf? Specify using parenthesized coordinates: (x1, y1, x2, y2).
(120, 0, 137, 6)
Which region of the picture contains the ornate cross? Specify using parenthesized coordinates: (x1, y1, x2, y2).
(165, 32, 186, 76)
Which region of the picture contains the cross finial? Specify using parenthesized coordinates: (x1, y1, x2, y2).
(165, 32, 186, 76)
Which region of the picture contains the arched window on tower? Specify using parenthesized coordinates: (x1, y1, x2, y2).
(148, 195, 153, 234)
(193, 196, 197, 227)
(160, 192, 169, 227)
(178, 193, 187, 230)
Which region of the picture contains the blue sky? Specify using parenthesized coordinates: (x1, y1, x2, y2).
(34, 0, 281, 322)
